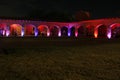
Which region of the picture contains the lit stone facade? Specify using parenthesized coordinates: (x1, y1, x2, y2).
(0, 18, 120, 38)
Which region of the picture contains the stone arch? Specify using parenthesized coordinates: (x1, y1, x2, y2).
(78, 26, 85, 37)
(86, 25, 94, 37)
(24, 24, 36, 36)
(70, 26, 75, 37)
(94, 24, 107, 38)
(10, 24, 22, 36)
(0, 23, 7, 36)
(38, 25, 50, 37)
(50, 25, 60, 37)
(98, 24, 107, 38)
(110, 23, 120, 38)
(61, 26, 68, 37)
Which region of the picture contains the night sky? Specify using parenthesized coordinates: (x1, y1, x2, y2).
(0, 0, 120, 19)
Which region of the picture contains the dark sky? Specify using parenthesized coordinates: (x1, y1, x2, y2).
(0, 0, 120, 19)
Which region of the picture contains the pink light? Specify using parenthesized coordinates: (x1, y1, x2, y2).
(107, 32, 111, 39)
(58, 31, 61, 37)
(107, 28, 111, 39)
(75, 32, 78, 37)
(2, 30, 5, 36)
(47, 32, 50, 37)
(6, 30, 10, 37)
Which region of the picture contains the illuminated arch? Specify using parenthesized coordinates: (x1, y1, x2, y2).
(70, 26, 75, 37)
(0, 23, 8, 36)
(77, 26, 85, 37)
(38, 25, 50, 37)
(109, 23, 120, 38)
(10, 24, 23, 36)
(24, 24, 36, 36)
(86, 25, 94, 37)
(50, 25, 60, 37)
(61, 26, 68, 37)
(94, 24, 107, 38)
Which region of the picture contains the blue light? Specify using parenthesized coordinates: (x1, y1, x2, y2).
(68, 28, 71, 37)
(34, 28, 38, 37)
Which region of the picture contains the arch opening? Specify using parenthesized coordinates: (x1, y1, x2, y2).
(70, 27, 75, 37)
(61, 26, 68, 37)
(38, 25, 49, 37)
(86, 25, 94, 38)
(110, 23, 120, 38)
(24, 24, 36, 36)
(78, 26, 85, 37)
(10, 24, 22, 36)
(97, 24, 107, 38)
(0, 23, 8, 36)
(50, 26, 59, 37)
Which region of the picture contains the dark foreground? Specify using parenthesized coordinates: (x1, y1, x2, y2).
(0, 37, 120, 80)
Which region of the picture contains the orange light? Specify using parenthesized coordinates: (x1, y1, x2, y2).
(94, 32, 98, 38)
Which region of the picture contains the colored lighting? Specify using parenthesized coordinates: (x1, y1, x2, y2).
(34, 28, 38, 37)
(47, 32, 50, 37)
(6, 30, 10, 37)
(107, 28, 111, 39)
(68, 32, 70, 37)
(35, 32, 38, 37)
(2, 30, 5, 36)
(21, 31, 24, 37)
(94, 32, 98, 38)
(21, 28, 24, 37)
(75, 32, 78, 37)
(107, 32, 111, 39)
(68, 29, 71, 37)
(58, 32, 61, 37)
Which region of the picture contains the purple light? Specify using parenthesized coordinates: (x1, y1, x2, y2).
(35, 31, 38, 37)
(21, 31, 24, 37)
(68, 29, 71, 37)
(34, 28, 38, 37)
(21, 28, 24, 37)
(68, 32, 70, 37)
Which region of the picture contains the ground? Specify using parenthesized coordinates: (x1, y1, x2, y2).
(0, 37, 120, 80)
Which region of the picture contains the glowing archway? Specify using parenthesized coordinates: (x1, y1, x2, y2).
(109, 23, 120, 38)
(61, 26, 68, 37)
(70, 27, 75, 37)
(78, 26, 85, 37)
(0, 23, 8, 36)
(10, 24, 22, 36)
(50, 26, 60, 37)
(24, 24, 36, 36)
(86, 25, 94, 37)
(94, 24, 107, 38)
(38, 25, 50, 37)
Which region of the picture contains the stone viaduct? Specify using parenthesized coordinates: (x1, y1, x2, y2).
(0, 18, 120, 39)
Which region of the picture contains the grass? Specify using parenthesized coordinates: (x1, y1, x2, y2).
(0, 37, 120, 80)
